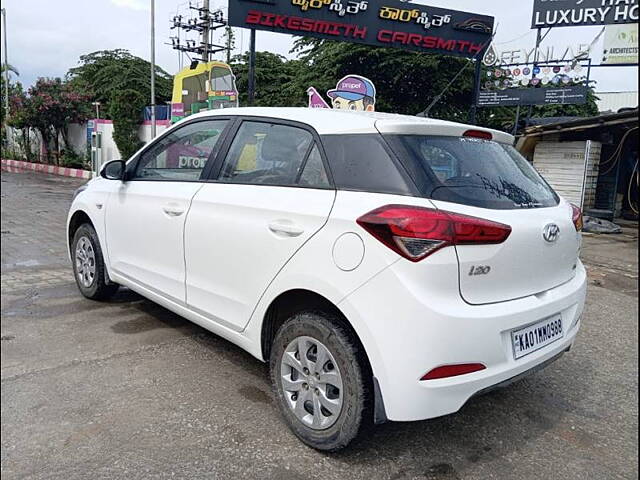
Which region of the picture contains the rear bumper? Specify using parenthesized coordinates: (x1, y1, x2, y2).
(338, 251, 587, 422)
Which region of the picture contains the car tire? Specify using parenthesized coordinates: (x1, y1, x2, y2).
(270, 311, 370, 452)
(71, 223, 119, 301)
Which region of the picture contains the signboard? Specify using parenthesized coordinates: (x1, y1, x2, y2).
(229, 0, 494, 58)
(477, 86, 589, 107)
(531, 0, 639, 28)
(602, 23, 639, 64)
(308, 74, 377, 110)
(307, 87, 331, 108)
(482, 43, 590, 67)
(171, 103, 185, 118)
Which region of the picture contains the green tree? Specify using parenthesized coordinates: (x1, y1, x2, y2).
(109, 89, 146, 160)
(232, 39, 599, 132)
(1, 64, 20, 148)
(243, 38, 477, 121)
(26, 78, 92, 161)
(230, 51, 301, 107)
(67, 49, 172, 118)
(6, 83, 35, 160)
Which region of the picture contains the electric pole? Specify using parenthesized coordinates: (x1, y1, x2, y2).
(168, 3, 226, 63)
(225, 26, 235, 64)
(468, 58, 482, 125)
(202, 0, 210, 62)
(150, 0, 156, 138)
(2, 8, 9, 115)
(248, 29, 256, 105)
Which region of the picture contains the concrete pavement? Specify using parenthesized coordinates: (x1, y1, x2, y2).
(1, 169, 638, 480)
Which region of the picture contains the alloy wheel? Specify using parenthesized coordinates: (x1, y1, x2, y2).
(280, 335, 344, 430)
(75, 236, 96, 288)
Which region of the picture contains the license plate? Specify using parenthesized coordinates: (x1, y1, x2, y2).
(511, 315, 563, 360)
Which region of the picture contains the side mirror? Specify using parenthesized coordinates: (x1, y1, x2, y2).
(101, 160, 126, 181)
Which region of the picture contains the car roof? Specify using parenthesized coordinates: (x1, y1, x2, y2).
(187, 107, 514, 144)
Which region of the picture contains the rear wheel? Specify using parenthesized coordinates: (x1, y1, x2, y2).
(270, 311, 369, 451)
(71, 223, 118, 300)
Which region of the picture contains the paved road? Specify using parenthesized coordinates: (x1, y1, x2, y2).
(1, 169, 638, 480)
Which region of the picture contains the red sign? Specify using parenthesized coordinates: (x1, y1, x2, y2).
(230, 1, 494, 59)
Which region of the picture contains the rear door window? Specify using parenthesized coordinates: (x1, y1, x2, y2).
(298, 144, 331, 188)
(217, 121, 316, 187)
(385, 135, 559, 209)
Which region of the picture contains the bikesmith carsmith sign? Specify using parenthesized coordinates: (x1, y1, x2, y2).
(229, 0, 494, 59)
(532, 0, 638, 28)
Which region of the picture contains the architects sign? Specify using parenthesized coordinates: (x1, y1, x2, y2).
(229, 0, 494, 58)
(531, 0, 639, 28)
(602, 23, 639, 64)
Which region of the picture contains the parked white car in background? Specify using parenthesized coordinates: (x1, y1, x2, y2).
(67, 108, 586, 451)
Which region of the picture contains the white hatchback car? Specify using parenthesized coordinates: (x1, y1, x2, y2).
(68, 107, 586, 451)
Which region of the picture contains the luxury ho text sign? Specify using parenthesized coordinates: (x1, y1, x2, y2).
(532, 0, 639, 28)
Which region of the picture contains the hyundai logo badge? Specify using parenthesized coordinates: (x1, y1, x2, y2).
(543, 223, 560, 243)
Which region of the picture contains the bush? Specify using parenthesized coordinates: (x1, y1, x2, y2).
(110, 89, 145, 160)
(60, 149, 86, 169)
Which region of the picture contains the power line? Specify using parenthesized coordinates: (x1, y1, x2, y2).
(418, 26, 499, 118)
(168, 1, 227, 63)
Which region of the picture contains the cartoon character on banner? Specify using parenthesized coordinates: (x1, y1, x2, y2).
(307, 75, 376, 112)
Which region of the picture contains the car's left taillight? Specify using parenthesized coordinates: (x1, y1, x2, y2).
(571, 204, 583, 232)
(356, 205, 512, 262)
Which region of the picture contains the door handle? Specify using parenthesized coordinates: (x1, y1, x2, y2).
(268, 221, 305, 237)
(162, 205, 185, 217)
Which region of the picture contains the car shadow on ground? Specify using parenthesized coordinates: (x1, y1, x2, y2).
(117, 288, 589, 477)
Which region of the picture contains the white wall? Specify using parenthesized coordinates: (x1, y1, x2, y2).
(533, 140, 602, 209)
(94, 122, 170, 163)
(5, 127, 41, 159)
(5, 121, 171, 171)
(596, 91, 638, 113)
(67, 123, 88, 153)
(139, 123, 170, 145)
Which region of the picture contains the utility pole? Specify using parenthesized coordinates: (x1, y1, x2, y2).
(524, 27, 549, 129)
(468, 58, 482, 124)
(248, 29, 256, 105)
(2, 8, 9, 114)
(150, 0, 156, 138)
(225, 26, 235, 64)
(169, 3, 226, 62)
(202, 0, 210, 62)
(92, 102, 101, 120)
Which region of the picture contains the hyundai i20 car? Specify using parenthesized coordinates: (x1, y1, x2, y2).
(67, 108, 586, 451)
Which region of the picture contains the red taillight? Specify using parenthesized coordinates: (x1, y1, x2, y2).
(421, 363, 486, 381)
(356, 205, 511, 262)
(463, 129, 493, 140)
(571, 204, 583, 232)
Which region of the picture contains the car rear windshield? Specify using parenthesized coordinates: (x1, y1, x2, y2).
(384, 135, 559, 209)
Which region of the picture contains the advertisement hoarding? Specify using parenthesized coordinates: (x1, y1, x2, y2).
(229, 0, 494, 59)
(531, 0, 639, 28)
(602, 23, 639, 65)
(477, 86, 589, 107)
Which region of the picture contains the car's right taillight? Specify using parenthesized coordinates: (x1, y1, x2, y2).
(356, 205, 512, 262)
(571, 204, 583, 232)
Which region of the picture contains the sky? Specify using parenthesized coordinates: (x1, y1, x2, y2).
(1, 0, 638, 94)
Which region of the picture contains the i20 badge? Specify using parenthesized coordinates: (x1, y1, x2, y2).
(543, 223, 560, 243)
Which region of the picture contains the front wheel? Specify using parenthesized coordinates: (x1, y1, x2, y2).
(71, 223, 118, 300)
(270, 312, 370, 451)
